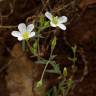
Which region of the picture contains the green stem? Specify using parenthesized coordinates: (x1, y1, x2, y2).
(40, 48, 54, 81)
(64, 87, 70, 96)
(40, 58, 51, 81)
(37, 28, 42, 60)
(37, 30, 40, 59)
(26, 40, 32, 53)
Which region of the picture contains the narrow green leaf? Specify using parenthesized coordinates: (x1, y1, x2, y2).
(39, 15, 45, 26)
(31, 41, 38, 55)
(35, 59, 48, 64)
(51, 36, 57, 50)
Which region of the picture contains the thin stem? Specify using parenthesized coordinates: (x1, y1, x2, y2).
(40, 58, 51, 81)
(37, 29, 40, 60)
(40, 48, 54, 81)
(26, 40, 32, 53)
(64, 87, 70, 96)
(37, 28, 43, 60)
(0, 25, 17, 29)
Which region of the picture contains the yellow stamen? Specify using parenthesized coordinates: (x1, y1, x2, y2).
(22, 32, 29, 40)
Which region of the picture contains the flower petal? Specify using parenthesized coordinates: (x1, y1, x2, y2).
(27, 24, 34, 32)
(50, 22, 57, 27)
(18, 36, 23, 41)
(11, 31, 21, 37)
(18, 23, 26, 33)
(58, 24, 66, 30)
(45, 11, 53, 20)
(29, 32, 35, 37)
(58, 16, 68, 23)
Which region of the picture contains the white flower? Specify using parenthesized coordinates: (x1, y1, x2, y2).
(45, 11, 68, 30)
(11, 23, 35, 41)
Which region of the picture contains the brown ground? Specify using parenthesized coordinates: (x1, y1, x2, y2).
(67, 6, 96, 96)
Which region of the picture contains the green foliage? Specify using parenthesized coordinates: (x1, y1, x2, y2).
(31, 41, 38, 55)
(67, 78, 74, 89)
(36, 80, 43, 88)
(68, 45, 77, 65)
(46, 61, 61, 74)
(35, 80, 45, 96)
(46, 78, 74, 96)
(35, 56, 61, 75)
(51, 36, 57, 50)
(39, 15, 50, 29)
(46, 86, 58, 96)
(35, 55, 56, 64)
(35, 58, 48, 64)
(63, 67, 67, 77)
(68, 57, 77, 63)
(39, 15, 45, 27)
(71, 45, 77, 54)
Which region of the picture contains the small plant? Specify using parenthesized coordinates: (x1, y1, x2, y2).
(46, 45, 77, 96)
(10, 12, 84, 96)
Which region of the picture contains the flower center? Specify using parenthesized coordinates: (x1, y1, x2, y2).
(52, 16, 58, 25)
(22, 32, 29, 40)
